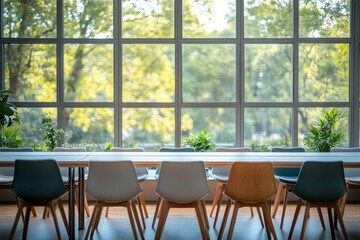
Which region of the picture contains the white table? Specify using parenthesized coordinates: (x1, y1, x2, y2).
(1, 151, 360, 240)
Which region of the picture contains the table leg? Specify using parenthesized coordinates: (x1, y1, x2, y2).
(78, 167, 85, 229)
(68, 167, 75, 240)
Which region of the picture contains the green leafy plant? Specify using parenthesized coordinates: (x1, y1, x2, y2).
(0, 90, 19, 127)
(2, 124, 24, 148)
(183, 129, 215, 152)
(303, 108, 346, 152)
(41, 114, 64, 151)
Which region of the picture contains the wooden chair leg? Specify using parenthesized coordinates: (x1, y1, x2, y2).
(334, 203, 348, 240)
(327, 207, 335, 240)
(139, 193, 148, 218)
(256, 206, 264, 228)
(262, 202, 277, 240)
(152, 197, 162, 229)
(131, 200, 145, 240)
(85, 204, 99, 240)
(105, 206, 110, 217)
(126, 202, 138, 240)
(317, 207, 326, 229)
(272, 182, 285, 218)
(201, 199, 209, 229)
(288, 200, 302, 240)
(49, 202, 62, 240)
(210, 182, 222, 217)
(31, 207, 37, 217)
(227, 202, 240, 240)
(154, 200, 170, 240)
(217, 200, 232, 240)
(280, 187, 289, 229)
(22, 206, 31, 240)
(57, 198, 69, 236)
(195, 201, 209, 240)
(299, 203, 311, 240)
(136, 196, 146, 230)
(213, 183, 225, 228)
(9, 202, 24, 239)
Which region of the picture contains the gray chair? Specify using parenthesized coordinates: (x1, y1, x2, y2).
(107, 147, 148, 229)
(152, 147, 196, 228)
(288, 161, 347, 240)
(9, 159, 68, 240)
(154, 161, 210, 240)
(210, 147, 263, 228)
(85, 160, 144, 240)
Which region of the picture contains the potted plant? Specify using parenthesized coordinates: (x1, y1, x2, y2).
(0, 90, 20, 147)
(183, 129, 215, 152)
(303, 108, 346, 152)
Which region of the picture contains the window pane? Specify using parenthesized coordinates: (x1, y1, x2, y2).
(18, 108, 57, 148)
(299, 0, 350, 38)
(244, 0, 293, 38)
(298, 107, 349, 147)
(181, 108, 236, 147)
(299, 44, 349, 102)
(64, 44, 113, 102)
(183, 0, 236, 38)
(244, 108, 292, 149)
(122, 0, 174, 38)
(122, 108, 175, 151)
(182, 44, 236, 102)
(64, 0, 113, 38)
(64, 108, 114, 148)
(245, 44, 293, 102)
(123, 44, 175, 102)
(4, 44, 56, 102)
(3, 0, 56, 38)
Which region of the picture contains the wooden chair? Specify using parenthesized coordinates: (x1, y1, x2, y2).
(218, 161, 277, 240)
(154, 161, 209, 240)
(107, 147, 148, 230)
(210, 147, 263, 228)
(84, 160, 144, 240)
(288, 161, 347, 240)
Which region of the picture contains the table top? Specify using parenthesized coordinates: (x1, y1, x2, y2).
(0, 152, 360, 167)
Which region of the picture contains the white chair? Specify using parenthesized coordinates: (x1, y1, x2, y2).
(210, 147, 262, 228)
(154, 161, 210, 240)
(107, 147, 148, 229)
(49, 147, 91, 218)
(84, 160, 144, 240)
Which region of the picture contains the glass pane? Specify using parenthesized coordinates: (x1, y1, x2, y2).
(298, 107, 349, 148)
(244, 108, 292, 150)
(244, 0, 293, 38)
(64, 44, 114, 102)
(183, 0, 236, 38)
(122, 108, 175, 151)
(122, 0, 174, 38)
(183, 44, 236, 102)
(4, 44, 56, 102)
(63, 108, 114, 150)
(181, 108, 236, 147)
(299, 0, 350, 38)
(17, 108, 57, 148)
(3, 0, 56, 38)
(64, 0, 113, 38)
(299, 44, 349, 102)
(245, 44, 293, 102)
(123, 44, 175, 102)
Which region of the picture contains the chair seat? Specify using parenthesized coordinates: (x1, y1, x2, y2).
(346, 176, 360, 184)
(211, 174, 228, 183)
(0, 175, 13, 184)
(275, 175, 298, 184)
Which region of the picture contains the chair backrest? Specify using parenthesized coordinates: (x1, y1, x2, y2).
(159, 147, 195, 152)
(225, 162, 276, 203)
(12, 159, 67, 201)
(293, 161, 346, 202)
(0, 147, 34, 176)
(111, 147, 147, 176)
(331, 147, 360, 177)
(156, 161, 209, 203)
(212, 147, 252, 177)
(53, 147, 87, 177)
(330, 147, 360, 152)
(87, 160, 141, 202)
(272, 147, 305, 177)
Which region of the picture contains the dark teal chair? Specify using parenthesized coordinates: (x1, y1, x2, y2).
(288, 161, 347, 240)
(271, 147, 306, 229)
(9, 159, 68, 240)
(159, 147, 195, 152)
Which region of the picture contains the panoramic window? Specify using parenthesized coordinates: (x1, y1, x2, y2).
(0, 0, 355, 151)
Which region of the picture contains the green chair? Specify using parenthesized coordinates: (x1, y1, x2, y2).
(9, 159, 68, 240)
(288, 161, 347, 240)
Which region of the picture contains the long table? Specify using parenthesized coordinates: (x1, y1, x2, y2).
(1, 151, 360, 240)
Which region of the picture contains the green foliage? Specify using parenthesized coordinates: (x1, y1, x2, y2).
(303, 108, 346, 152)
(250, 143, 271, 152)
(0, 90, 19, 127)
(41, 114, 64, 151)
(183, 129, 215, 152)
(1, 124, 24, 148)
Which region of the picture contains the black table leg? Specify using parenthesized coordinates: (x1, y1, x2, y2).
(68, 167, 75, 240)
(78, 166, 85, 229)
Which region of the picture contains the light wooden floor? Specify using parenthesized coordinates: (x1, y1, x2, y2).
(1, 201, 359, 240)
